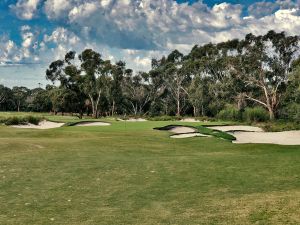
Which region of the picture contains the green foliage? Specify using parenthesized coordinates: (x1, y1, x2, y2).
(26, 116, 42, 125)
(243, 107, 269, 122)
(217, 105, 241, 121)
(262, 121, 300, 132)
(281, 103, 300, 123)
(195, 125, 236, 141)
(3, 116, 25, 125)
(1, 116, 42, 125)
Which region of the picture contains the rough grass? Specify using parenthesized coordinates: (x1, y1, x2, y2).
(0, 112, 299, 224)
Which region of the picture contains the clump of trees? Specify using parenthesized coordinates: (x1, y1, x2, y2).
(1, 30, 300, 122)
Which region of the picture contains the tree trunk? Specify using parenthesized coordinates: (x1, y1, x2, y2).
(176, 86, 181, 116)
(193, 106, 200, 117)
(176, 99, 180, 116)
(268, 108, 275, 120)
(112, 100, 115, 116)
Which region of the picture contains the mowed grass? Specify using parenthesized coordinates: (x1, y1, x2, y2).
(0, 113, 300, 224)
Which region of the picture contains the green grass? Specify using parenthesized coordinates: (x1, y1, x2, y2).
(195, 125, 236, 141)
(0, 112, 300, 224)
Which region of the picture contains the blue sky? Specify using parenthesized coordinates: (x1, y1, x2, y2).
(0, 0, 299, 88)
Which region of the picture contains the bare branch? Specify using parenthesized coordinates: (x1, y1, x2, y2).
(244, 94, 268, 108)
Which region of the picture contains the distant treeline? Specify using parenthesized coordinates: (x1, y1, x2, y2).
(0, 30, 299, 122)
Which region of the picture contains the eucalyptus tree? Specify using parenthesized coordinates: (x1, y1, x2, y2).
(187, 41, 237, 116)
(79, 49, 111, 118)
(46, 49, 111, 118)
(122, 71, 151, 116)
(0, 85, 7, 105)
(162, 50, 190, 116)
(232, 31, 299, 120)
(12, 86, 30, 112)
(108, 61, 128, 116)
(27, 88, 52, 112)
(46, 51, 86, 118)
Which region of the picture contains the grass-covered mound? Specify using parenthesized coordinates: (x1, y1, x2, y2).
(155, 124, 236, 141)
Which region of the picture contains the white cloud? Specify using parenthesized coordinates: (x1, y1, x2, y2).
(4, 0, 300, 75)
(44, 0, 72, 19)
(42, 0, 244, 51)
(10, 0, 40, 20)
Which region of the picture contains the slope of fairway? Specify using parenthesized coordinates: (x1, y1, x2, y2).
(0, 119, 300, 224)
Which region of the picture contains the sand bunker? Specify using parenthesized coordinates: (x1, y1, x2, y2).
(158, 125, 209, 139)
(210, 125, 300, 145)
(74, 122, 111, 127)
(11, 120, 64, 129)
(180, 118, 200, 122)
(127, 118, 147, 122)
(117, 118, 147, 122)
(169, 126, 197, 134)
(232, 131, 300, 145)
(209, 125, 263, 132)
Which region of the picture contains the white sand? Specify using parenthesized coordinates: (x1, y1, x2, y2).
(167, 126, 209, 139)
(117, 118, 147, 122)
(75, 122, 111, 126)
(127, 118, 147, 122)
(171, 133, 208, 138)
(209, 125, 263, 132)
(169, 126, 197, 134)
(180, 118, 200, 122)
(232, 131, 300, 145)
(11, 120, 64, 129)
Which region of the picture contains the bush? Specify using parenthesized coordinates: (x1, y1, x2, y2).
(217, 106, 241, 121)
(280, 103, 300, 123)
(4, 116, 26, 125)
(262, 121, 300, 132)
(25, 116, 42, 125)
(243, 107, 269, 122)
(3, 116, 42, 126)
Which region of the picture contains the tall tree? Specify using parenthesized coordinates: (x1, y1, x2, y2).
(122, 71, 151, 116)
(79, 49, 110, 118)
(12, 86, 29, 112)
(232, 31, 299, 119)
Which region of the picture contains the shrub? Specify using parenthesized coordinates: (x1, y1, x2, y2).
(3, 116, 42, 126)
(217, 106, 241, 121)
(281, 103, 300, 123)
(243, 107, 269, 122)
(4, 116, 26, 125)
(25, 116, 42, 125)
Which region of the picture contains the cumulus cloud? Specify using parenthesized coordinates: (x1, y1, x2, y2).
(10, 0, 40, 20)
(42, 0, 244, 51)
(248, 0, 297, 18)
(3, 0, 300, 73)
(44, 0, 72, 19)
(0, 26, 40, 65)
